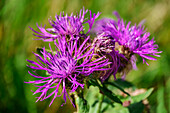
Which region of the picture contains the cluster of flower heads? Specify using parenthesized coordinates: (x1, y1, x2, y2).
(26, 8, 161, 107)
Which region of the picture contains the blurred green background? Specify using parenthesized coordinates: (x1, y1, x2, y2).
(0, 0, 169, 113)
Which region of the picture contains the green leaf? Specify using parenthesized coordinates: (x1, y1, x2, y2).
(105, 103, 129, 113)
(89, 80, 122, 104)
(114, 79, 135, 89)
(85, 86, 101, 113)
(131, 88, 154, 103)
(91, 100, 99, 107)
(101, 104, 110, 113)
(128, 101, 144, 113)
(76, 96, 90, 113)
(102, 97, 114, 107)
(104, 81, 130, 96)
(100, 85, 122, 104)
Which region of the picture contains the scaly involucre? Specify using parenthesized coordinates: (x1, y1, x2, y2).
(26, 36, 111, 107)
(92, 33, 119, 80)
(29, 8, 100, 41)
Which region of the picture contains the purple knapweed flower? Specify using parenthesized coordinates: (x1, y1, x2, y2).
(25, 36, 111, 107)
(29, 8, 100, 41)
(92, 11, 161, 80)
(94, 11, 161, 65)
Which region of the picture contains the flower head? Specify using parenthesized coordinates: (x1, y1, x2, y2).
(29, 8, 100, 41)
(94, 11, 161, 65)
(26, 36, 110, 107)
(92, 11, 161, 80)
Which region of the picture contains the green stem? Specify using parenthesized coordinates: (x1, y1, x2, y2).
(96, 94, 104, 113)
